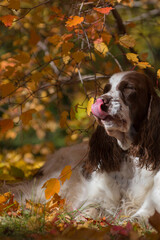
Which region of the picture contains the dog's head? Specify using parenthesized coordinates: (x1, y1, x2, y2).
(91, 71, 153, 150)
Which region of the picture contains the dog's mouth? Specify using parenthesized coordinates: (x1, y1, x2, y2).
(91, 98, 126, 126)
(91, 98, 115, 121)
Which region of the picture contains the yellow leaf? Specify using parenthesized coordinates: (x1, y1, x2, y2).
(8, 0, 20, 10)
(66, 16, 84, 27)
(60, 111, 68, 128)
(94, 41, 108, 56)
(14, 52, 30, 64)
(20, 109, 36, 126)
(59, 165, 72, 185)
(72, 51, 85, 63)
(0, 15, 18, 27)
(62, 42, 74, 55)
(48, 35, 61, 45)
(157, 69, 160, 79)
(0, 119, 14, 133)
(42, 178, 60, 200)
(87, 97, 94, 116)
(63, 55, 70, 64)
(126, 53, 139, 63)
(119, 35, 135, 49)
(70, 107, 75, 120)
(0, 82, 16, 97)
(137, 62, 152, 69)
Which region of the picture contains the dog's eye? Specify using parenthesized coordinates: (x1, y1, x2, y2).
(124, 86, 136, 91)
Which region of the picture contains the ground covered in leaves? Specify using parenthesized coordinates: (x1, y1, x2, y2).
(0, 149, 159, 240)
(0, 191, 159, 240)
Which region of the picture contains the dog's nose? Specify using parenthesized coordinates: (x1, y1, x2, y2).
(100, 96, 112, 111)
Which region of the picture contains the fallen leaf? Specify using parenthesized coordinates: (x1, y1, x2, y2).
(93, 7, 113, 15)
(119, 35, 135, 48)
(87, 97, 94, 116)
(66, 16, 84, 27)
(59, 165, 72, 185)
(42, 178, 61, 200)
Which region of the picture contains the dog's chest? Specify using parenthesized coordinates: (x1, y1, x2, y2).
(109, 157, 154, 199)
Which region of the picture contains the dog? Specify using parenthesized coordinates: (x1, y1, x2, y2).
(2, 71, 160, 220)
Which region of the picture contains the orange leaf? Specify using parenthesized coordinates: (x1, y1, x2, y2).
(20, 109, 36, 126)
(60, 111, 68, 128)
(29, 29, 40, 46)
(59, 165, 72, 185)
(0, 15, 18, 27)
(136, 61, 152, 69)
(62, 42, 74, 55)
(0, 119, 14, 133)
(48, 35, 61, 45)
(42, 178, 61, 200)
(8, 0, 20, 10)
(72, 51, 85, 63)
(0, 82, 16, 97)
(66, 16, 84, 27)
(93, 7, 113, 15)
(13, 52, 30, 64)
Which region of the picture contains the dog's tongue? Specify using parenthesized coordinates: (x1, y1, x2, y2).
(91, 98, 108, 119)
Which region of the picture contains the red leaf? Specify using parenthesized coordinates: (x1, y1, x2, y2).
(0, 15, 18, 27)
(93, 7, 113, 15)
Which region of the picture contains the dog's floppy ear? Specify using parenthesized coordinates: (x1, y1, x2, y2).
(82, 125, 125, 176)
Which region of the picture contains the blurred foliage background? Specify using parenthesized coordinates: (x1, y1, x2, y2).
(0, 0, 160, 180)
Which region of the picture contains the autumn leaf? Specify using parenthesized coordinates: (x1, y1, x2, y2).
(137, 61, 152, 69)
(94, 40, 108, 56)
(0, 82, 16, 98)
(13, 52, 30, 64)
(93, 7, 113, 15)
(8, 0, 20, 10)
(48, 35, 61, 45)
(157, 69, 160, 79)
(87, 97, 94, 116)
(29, 29, 40, 46)
(59, 165, 72, 185)
(63, 55, 70, 64)
(0, 119, 14, 133)
(70, 107, 75, 120)
(119, 35, 135, 48)
(60, 111, 68, 128)
(62, 42, 74, 55)
(101, 32, 112, 45)
(0, 15, 18, 27)
(126, 53, 139, 63)
(42, 178, 61, 200)
(20, 109, 37, 126)
(66, 16, 84, 27)
(72, 51, 85, 63)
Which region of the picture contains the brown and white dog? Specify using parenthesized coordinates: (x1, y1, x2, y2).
(3, 71, 160, 220)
